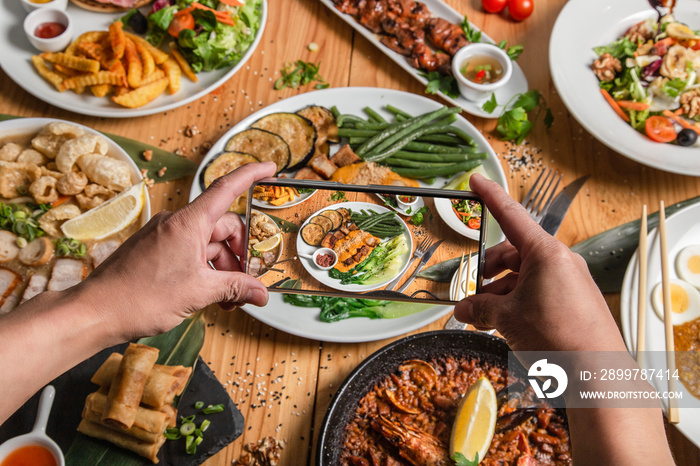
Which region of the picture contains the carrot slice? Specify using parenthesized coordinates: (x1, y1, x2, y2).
(600, 89, 630, 122)
(617, 101, 650, 111)
(663, 110, 700, 135)
(51, 195, 72, 207)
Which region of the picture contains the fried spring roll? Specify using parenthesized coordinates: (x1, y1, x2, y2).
(92, 353, 191, 409)
(83, 392, 171, 443)
(78, 419, 164, 464)
(101, 343, 159, 429)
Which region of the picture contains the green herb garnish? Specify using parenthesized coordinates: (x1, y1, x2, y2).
(328, 191, 346, 202)
(410, 206, 429, 226)
(0, 202, 48, 242)
(482, 90, 553, 144)
(422, 71, 460, 99)
(55, 237, 86, 258)
(460, 16, 482, 43)
(274, 60, 328, 90)
(202, 404, 224, 414)
(453, 452, 480, 466)
(497, 40, 524, 60)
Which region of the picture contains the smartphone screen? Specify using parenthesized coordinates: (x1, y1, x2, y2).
(244, 179, 486, 304)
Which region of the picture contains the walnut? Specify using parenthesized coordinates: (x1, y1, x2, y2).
(625, 20, 654, 43)
(233, 437, 285, 466)
(592, 53, 622, 81)
(142, 149, 153, 162)
(183, 124, 200, 138)
(681, 89, 700, 119)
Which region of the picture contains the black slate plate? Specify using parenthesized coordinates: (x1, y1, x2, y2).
(316, 330, 528, 465)
(0, 343, 244, 465)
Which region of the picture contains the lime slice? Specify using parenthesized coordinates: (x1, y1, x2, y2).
(60, 181, 145, 241)
(253, 233, 281, 252)
(450, 376, 497, 463)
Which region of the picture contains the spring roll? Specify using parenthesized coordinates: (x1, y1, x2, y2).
(78, 419, 164, 464)
(160, 404, 177, 428)
(83, 392, 171, 443)
(101, 343, 159, 429)
(92, 353, 191, 408)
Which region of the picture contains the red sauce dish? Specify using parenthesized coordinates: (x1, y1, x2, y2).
(34, 22, 67, 39)
(0, 444, 57, 466)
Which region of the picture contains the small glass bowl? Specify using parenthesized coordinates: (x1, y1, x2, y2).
(452, 43, 512, 102)
(24, 8, 73, 53)
(21, 0, 68, 14)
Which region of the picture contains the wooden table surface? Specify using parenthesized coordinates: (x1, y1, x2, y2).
(2, 0, 700, 464)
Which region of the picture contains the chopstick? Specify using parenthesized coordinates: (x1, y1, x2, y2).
(636, 205, 647, 366)
(466, 251, 472, 296)
(454, 252, 465, 301)
(658, 201, 679, 424)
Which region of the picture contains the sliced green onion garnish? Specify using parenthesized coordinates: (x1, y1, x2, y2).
(194, 401, 204, 409)
(202, 404, 224, 414)
(180, 422, 196, 436)
(200, 419, 210, 432)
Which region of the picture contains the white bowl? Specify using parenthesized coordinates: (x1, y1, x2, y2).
(312, 248, 338, 271)
(21, 0, 68, 13)
(395, 194, 419, 210)
(23, 8, 73, 53)
(452, 43, 513, 102)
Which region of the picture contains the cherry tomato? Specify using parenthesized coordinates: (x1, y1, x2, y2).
(508, 0, 534, 21)
(168, 11, 195, 38)
(645, 116, 677, 143)
(468, 218, 481, 230)
(482, 0, 507, 13)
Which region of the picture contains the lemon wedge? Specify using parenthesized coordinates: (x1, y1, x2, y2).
(253, 233, 281, 253)
(60, 181, 145, 241)
(450, 376, 497, 463)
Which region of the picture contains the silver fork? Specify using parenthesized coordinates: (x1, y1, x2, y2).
(384, 236, 434, 291)
(521, 168, 563, 223)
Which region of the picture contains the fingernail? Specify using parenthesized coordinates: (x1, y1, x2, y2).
(454, 300, 474, 323)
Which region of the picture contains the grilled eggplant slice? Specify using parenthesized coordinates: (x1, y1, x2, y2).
(321, 210, 343, 230)
(301, 223, 325, 246)
(251, 113, 317, 171)
(310, 215, 333, 234)
(203, 152, 259, 214)
(296, 106, 339, 145)
(335, 207, 351, 223)
(225, 129, 290, 173)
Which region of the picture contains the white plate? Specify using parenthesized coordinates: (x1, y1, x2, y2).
(620, 202, 700, 449)
(550, 0, 700, 176)
(0, 117, 150, 226)
(0, 0, 266, 118)
(449, 253, 479, 301)
(433, 197, 480, 241)
(189, 87, 507, 342)
(374, 193, 425, 217)
(251, 189, 316, 210)
(296, 202, 412, 292)
(319, 0, 528, 119)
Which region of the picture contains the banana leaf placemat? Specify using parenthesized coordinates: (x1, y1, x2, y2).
(0, 115, 198, 183)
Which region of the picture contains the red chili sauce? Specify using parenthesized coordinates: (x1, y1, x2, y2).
(316, 253, 334, 268)
(34, 22, 66, 39)
(1, 445, 57, 466)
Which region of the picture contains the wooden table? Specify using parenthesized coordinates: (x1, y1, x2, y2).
(2, 0, 700, 464)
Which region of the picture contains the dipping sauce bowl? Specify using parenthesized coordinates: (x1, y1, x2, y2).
(452, 43, 512, 102)
(21, 0, 68, 14)
(0, 386, 65, 466)
(23, 8, 73, 53)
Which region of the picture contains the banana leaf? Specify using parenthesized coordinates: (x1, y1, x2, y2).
(266, 213, 299, 233)
(0, 114, 197, 183)
(64, 313, 206, 466)
(417, 195, 700, 293)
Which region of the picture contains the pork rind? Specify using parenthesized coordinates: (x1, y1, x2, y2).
(0, 143, 22, 162)
(39, 203, 81, 237)
(0, 162, 42, 198)
(31, 122, 84, 159)
(77, 154, 132, 191)
(17, 149, 48, 165)
(29, 176, 59, 204)
(56, 134, 108, 174)
(76, 183, 114, 210)
(57, 172, 88, 196)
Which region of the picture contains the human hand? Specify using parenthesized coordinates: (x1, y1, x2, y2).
(77, 162, 277, 341)
(454, 174, 626, 353)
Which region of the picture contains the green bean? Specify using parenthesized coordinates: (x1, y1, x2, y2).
(385, 105, 412, 119)
(331, 106, 340, 119)
(337, 114, 368, 128)
(402, 141, 466, 153)
(435, 114, 458, 125)
(417, 134, 463, 145)
(365, 125, 461, 162)
(337, 128, 379, 138)
(356, 106, 456, 157)
(391, 160, 484, 178)
(393, 151, 486, 162)
(364, 107, 387, 124)
(382, 158, 454, 169)
(446, 126, 478, 146)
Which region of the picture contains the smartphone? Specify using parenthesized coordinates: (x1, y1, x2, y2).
(244, 179, 486, 305)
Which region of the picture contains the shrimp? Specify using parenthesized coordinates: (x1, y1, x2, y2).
(371, 415, 450, 466)
(39, 203, 81, 237)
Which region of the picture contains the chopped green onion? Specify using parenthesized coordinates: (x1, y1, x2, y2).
(16, 237, 27, 248)
(200, 419, 210, 432)
(180, 422, 196, 436)
(180, 414, 196, 424)
(194, 401, 204, 410)
(202, 404, 224, 414)
(163, 427, 181, 440)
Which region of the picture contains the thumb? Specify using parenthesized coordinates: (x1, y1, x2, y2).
(212, 271, 269, 309)
(454, 293, 504, 330)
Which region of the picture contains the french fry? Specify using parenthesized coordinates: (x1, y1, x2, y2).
(288, 188, 296, 201)
(65, 31, 108, 55)
(269, 195, 291, 206)
(123, 38, 143, 88)
(161, 58, 181, 94)
(114, 85, 130, 96)
(41, 52, 100, 73)
(134, 40, 155, 78)
(91, 84, 111, 97)
(169, 43, 198, 82)
(109, 21, 126, 60)
(54, 64, 86, 77)
(77, 42, 106, 62)
(59, 71, 125, 91)
(112, 77, 168, 108)
(125, 33, 169, 64)
(31, 55, 64, 91)
(137, 69, 165, 87)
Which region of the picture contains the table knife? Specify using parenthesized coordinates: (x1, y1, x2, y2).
(396, 240, 443, 293)
(539, 174, 590, 236)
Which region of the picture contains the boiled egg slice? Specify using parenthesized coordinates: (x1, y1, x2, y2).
(676, 245, 700, 289)
(651, 279, 700, 325)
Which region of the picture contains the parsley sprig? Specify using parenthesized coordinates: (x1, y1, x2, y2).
(274, 60, 329, 90)
(483, 90, 554, 144)
(453, 452, 480, 466)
